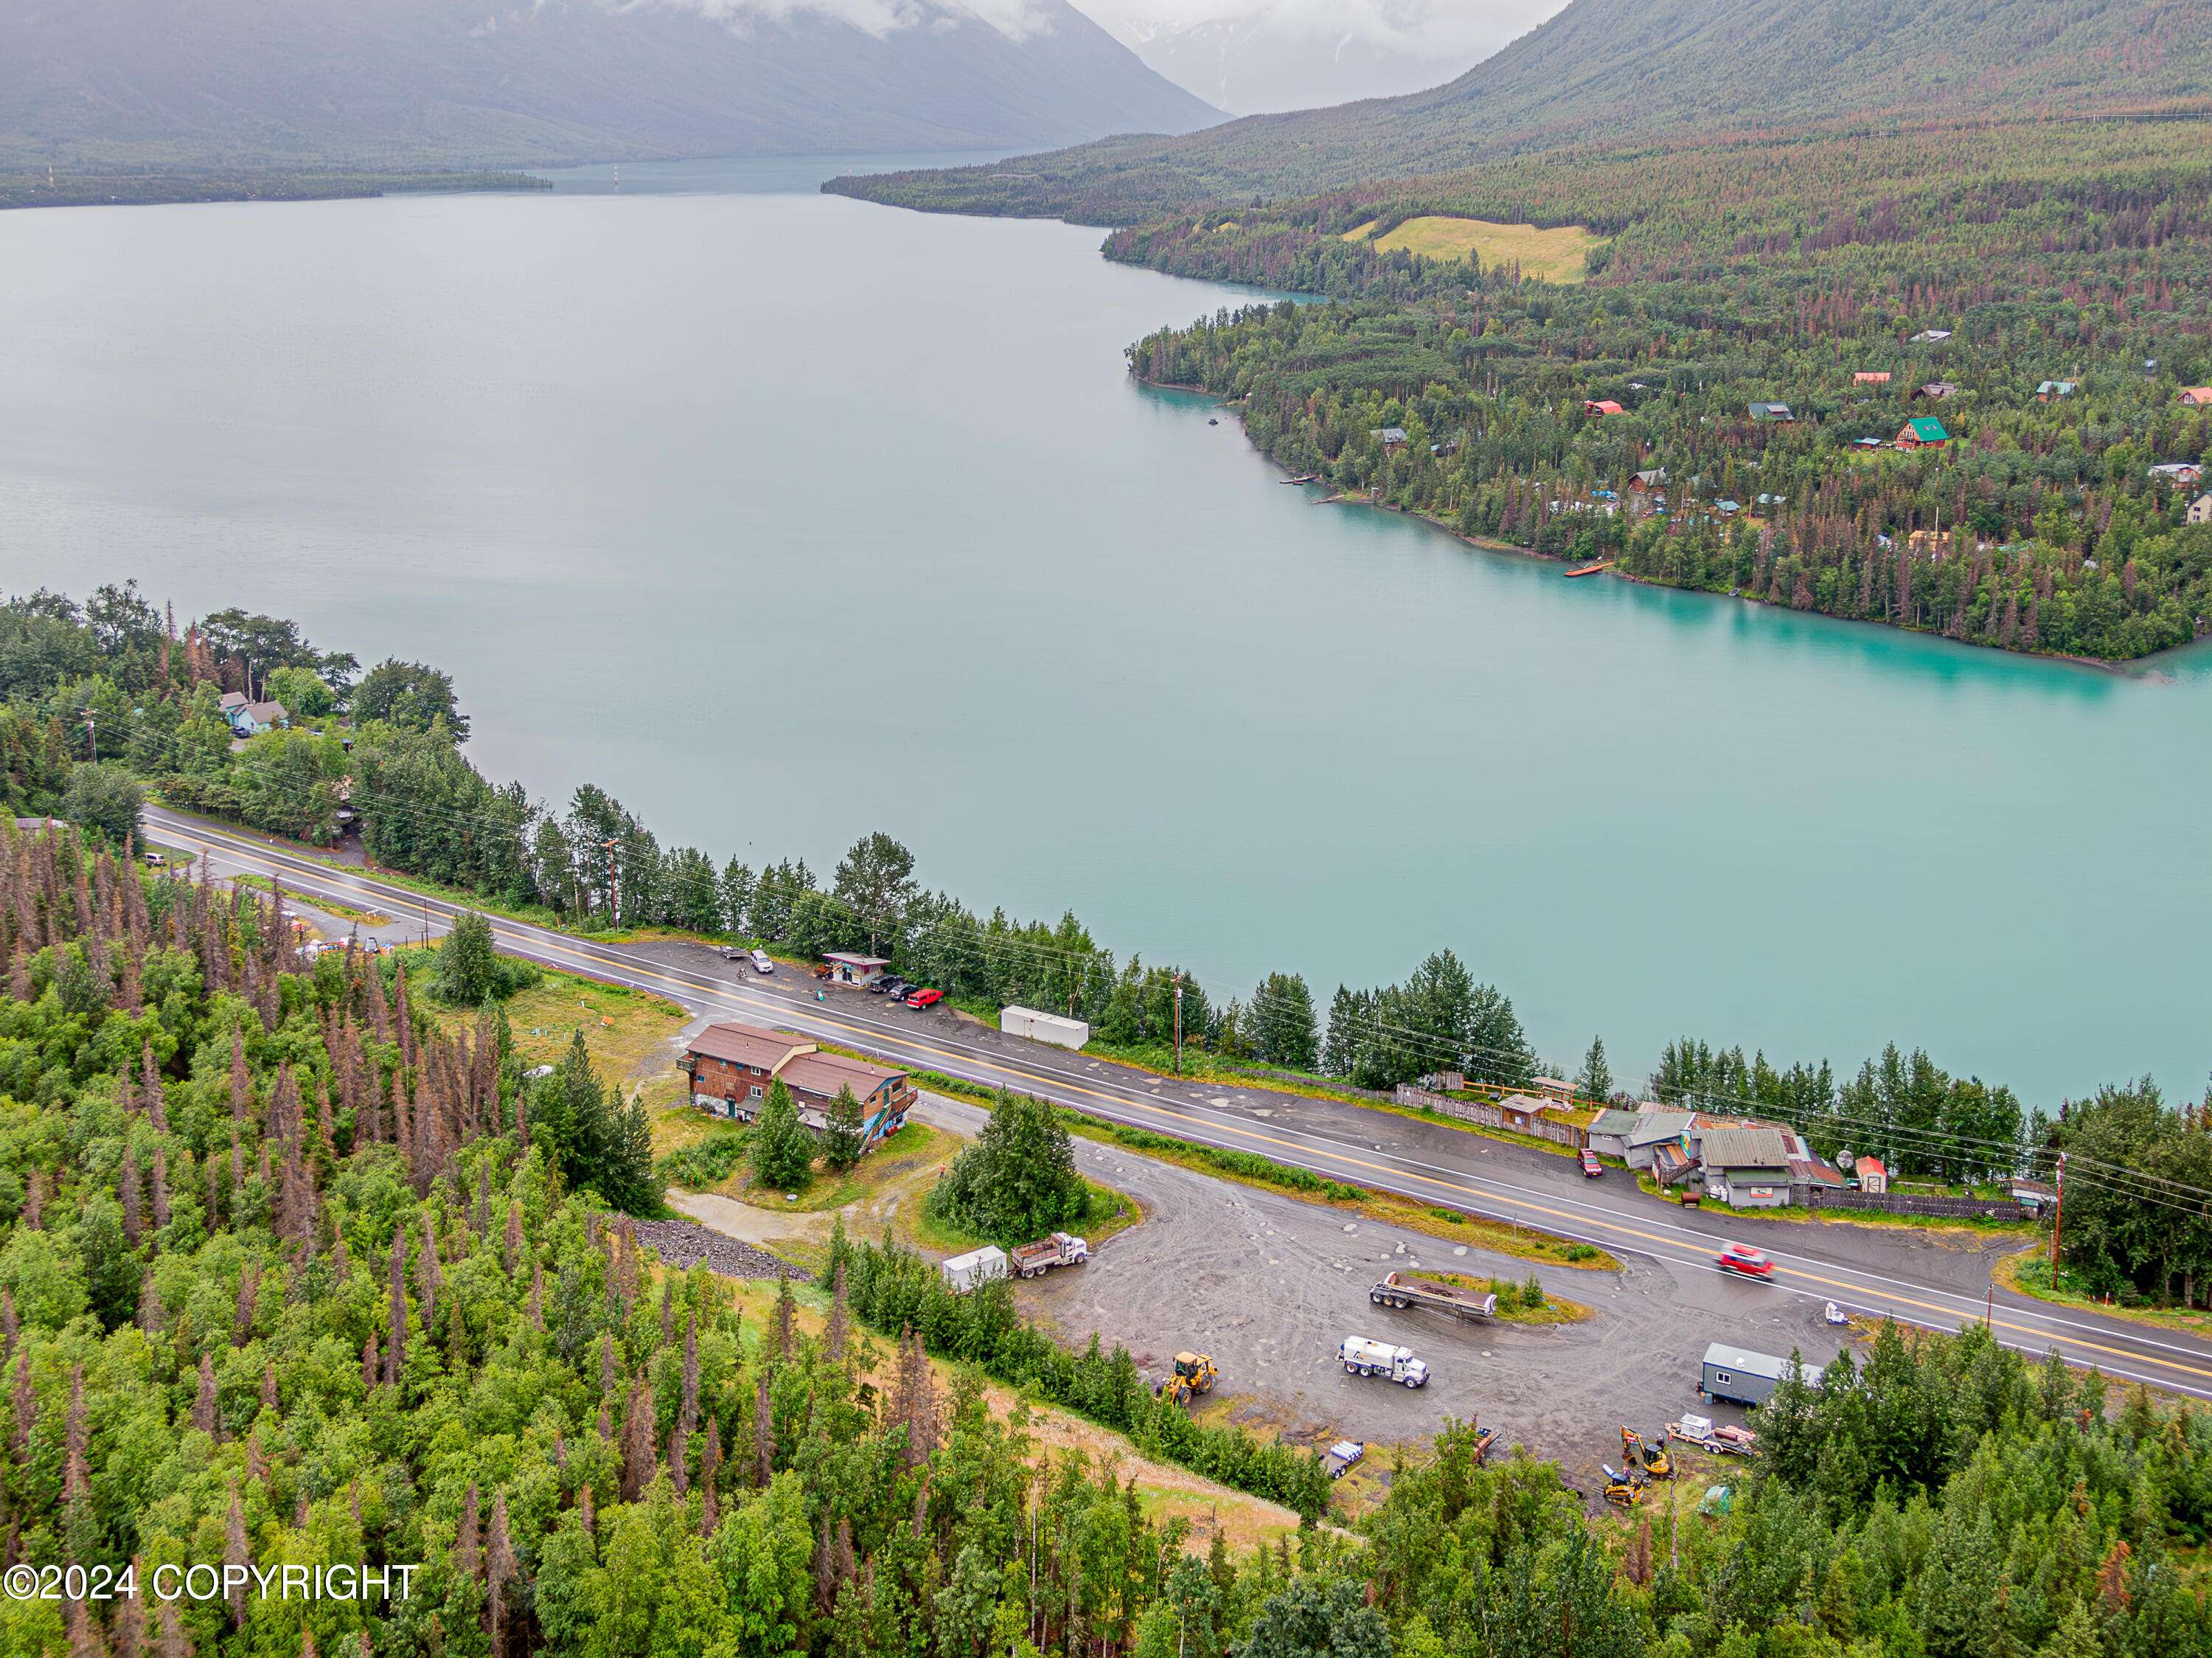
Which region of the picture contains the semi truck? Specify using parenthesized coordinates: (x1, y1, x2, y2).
(1338, 1336, 1430, 1387)
(1369, 1271, 1498, 1322)
(941, 1246, 1009, 1294)
(1010, 1232, 1090, 1277)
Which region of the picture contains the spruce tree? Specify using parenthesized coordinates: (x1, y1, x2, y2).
(749, 1081, 815, 1192)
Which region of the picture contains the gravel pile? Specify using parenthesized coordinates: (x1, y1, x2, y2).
(631, 1217, 806, 1282)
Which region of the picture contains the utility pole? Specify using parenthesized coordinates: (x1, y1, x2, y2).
(604, 838, 621, 928)
(2048, 1151, 2066, 1273)
(1172, 972, 1183, 1076)
(80, 709, 97, 763)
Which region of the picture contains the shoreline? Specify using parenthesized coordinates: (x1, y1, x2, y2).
(1176, 386, 2160, 675)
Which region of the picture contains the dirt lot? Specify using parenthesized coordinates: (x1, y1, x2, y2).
(915, 1093, 1851, 1499)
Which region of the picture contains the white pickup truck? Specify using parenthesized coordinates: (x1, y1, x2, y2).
(1338, 1336, 1430, 1387)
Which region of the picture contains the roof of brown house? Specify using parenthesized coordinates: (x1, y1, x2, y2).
(781, 1050, 905, 1100)
(686, 1021, 811, 1072)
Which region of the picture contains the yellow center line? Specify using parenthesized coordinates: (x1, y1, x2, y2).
(171, 817, 2212, 1389)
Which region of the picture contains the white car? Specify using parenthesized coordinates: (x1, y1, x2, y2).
(750, 949, 774, 974)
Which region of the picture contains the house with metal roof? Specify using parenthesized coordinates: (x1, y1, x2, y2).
(1747, 401, 1795, 423)
(1894, 417, 1950, 449)
(1910, 329, 1952, 344)
(1699, 1127, 1794, 1209)
(681, 1021, 914, 1149)
(1586, 1107, 1644, 1159)
(1624, 1110, 1696, 1170)
(2037, 380, 2080, 401)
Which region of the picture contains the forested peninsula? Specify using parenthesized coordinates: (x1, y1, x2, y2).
(1116, 121, 2212, 662)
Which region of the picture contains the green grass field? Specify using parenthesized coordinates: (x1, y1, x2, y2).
(1343, 215, 1601, 283)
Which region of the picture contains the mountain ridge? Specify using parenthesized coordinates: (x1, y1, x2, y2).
(0, 0, 1222, 172)
(826, 0, 2212, 221)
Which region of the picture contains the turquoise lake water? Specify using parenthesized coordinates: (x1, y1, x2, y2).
(0, 156, 2205, 1102)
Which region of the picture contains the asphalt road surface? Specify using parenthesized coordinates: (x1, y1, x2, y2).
(145, 805, 2212, 1408)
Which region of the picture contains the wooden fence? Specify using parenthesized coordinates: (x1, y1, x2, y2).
(1808, 1188, 2025, 1221)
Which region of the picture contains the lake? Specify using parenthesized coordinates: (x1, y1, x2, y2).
(1, 156, 2206, 1103)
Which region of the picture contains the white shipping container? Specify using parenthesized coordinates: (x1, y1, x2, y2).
(941, 1246, 1009, 1294)
(1001, 1005, 1089, 1051)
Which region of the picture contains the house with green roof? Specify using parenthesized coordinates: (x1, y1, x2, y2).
(1894, 416, 1950, 449)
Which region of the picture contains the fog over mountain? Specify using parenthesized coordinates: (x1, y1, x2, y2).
(0, 0, 1222, 170)
(1103, 0, 1565, 114)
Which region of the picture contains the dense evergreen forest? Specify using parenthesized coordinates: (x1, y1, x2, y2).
(10, 816, 2212, 1654)
(1119, 119, 2212, 662)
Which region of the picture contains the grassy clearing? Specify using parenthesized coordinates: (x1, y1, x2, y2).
(1993, 1249, 2212, 1336)
(719, 1276, 1304, 1551)
(905, 1066, 1618, 1271)
(423, 968, 690, 1086)
(1343, 215, 1601, 282)
(232, 871, 390, 928)
(1404, 1269, 1592, 1325)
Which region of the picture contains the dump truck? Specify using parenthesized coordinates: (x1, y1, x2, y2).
(1009, 1232, 1090, 1278)
(940, 1246, 1009, 1294)
(1338, 1336, 1430, 1387)
(1370, 1270, 1498, 1322)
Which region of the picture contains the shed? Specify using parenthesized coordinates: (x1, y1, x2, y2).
(1855, 1156, 1888, 1195)
(1374, 426, 1410, 446)
(2189, 493, 2212, 525)
(821, 952, 890, 987)
(1910, 329, 1952, 344)
(1916, 382, 1959, 400)
(1702, 1343, 1794, 1406)
(2038, 381, 2080, 401)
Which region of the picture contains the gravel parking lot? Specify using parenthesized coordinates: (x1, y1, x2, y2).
(919, 1093, 1852, 1494)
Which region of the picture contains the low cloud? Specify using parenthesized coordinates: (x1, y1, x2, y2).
(605, 0, 1056, 42)
(1113, 0, 1559, 61)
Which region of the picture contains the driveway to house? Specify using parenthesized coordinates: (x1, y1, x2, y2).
(147, 805, 2212, 1407)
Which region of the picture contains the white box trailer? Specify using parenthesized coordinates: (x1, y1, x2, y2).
(941, 1246, 1009, 1294)
(1000, 1005, 1091, 1051)
(1338, 1336, 1430, 1387)
(1701, 1342, 1792, 1406)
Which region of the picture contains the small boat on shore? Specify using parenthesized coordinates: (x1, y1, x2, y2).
(1565, 561, 1612, 577)
(1282, 474, 1322, 485)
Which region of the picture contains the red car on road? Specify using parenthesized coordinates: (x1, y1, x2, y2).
(1716, 1244, 1773, 1277)
(902, 987, 943, 1009)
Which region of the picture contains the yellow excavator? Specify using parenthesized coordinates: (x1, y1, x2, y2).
(1156, 1352, 1219, 1406)
(1600, 1462, 1646, 1507)
(1622, 1425, 1673, 1480)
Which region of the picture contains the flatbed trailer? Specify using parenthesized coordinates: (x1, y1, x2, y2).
(1370, 1270, 1498, 1323)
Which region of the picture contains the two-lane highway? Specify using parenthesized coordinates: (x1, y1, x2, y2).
(145, 804, 2212, 1403)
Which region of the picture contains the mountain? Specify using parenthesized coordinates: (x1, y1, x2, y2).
(0, 0, 1222, 172)
(828, 0, 2212, 221)
(1110, 3, 1533, 115)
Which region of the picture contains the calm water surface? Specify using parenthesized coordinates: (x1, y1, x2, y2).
(1, 157, 2207, 1100)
